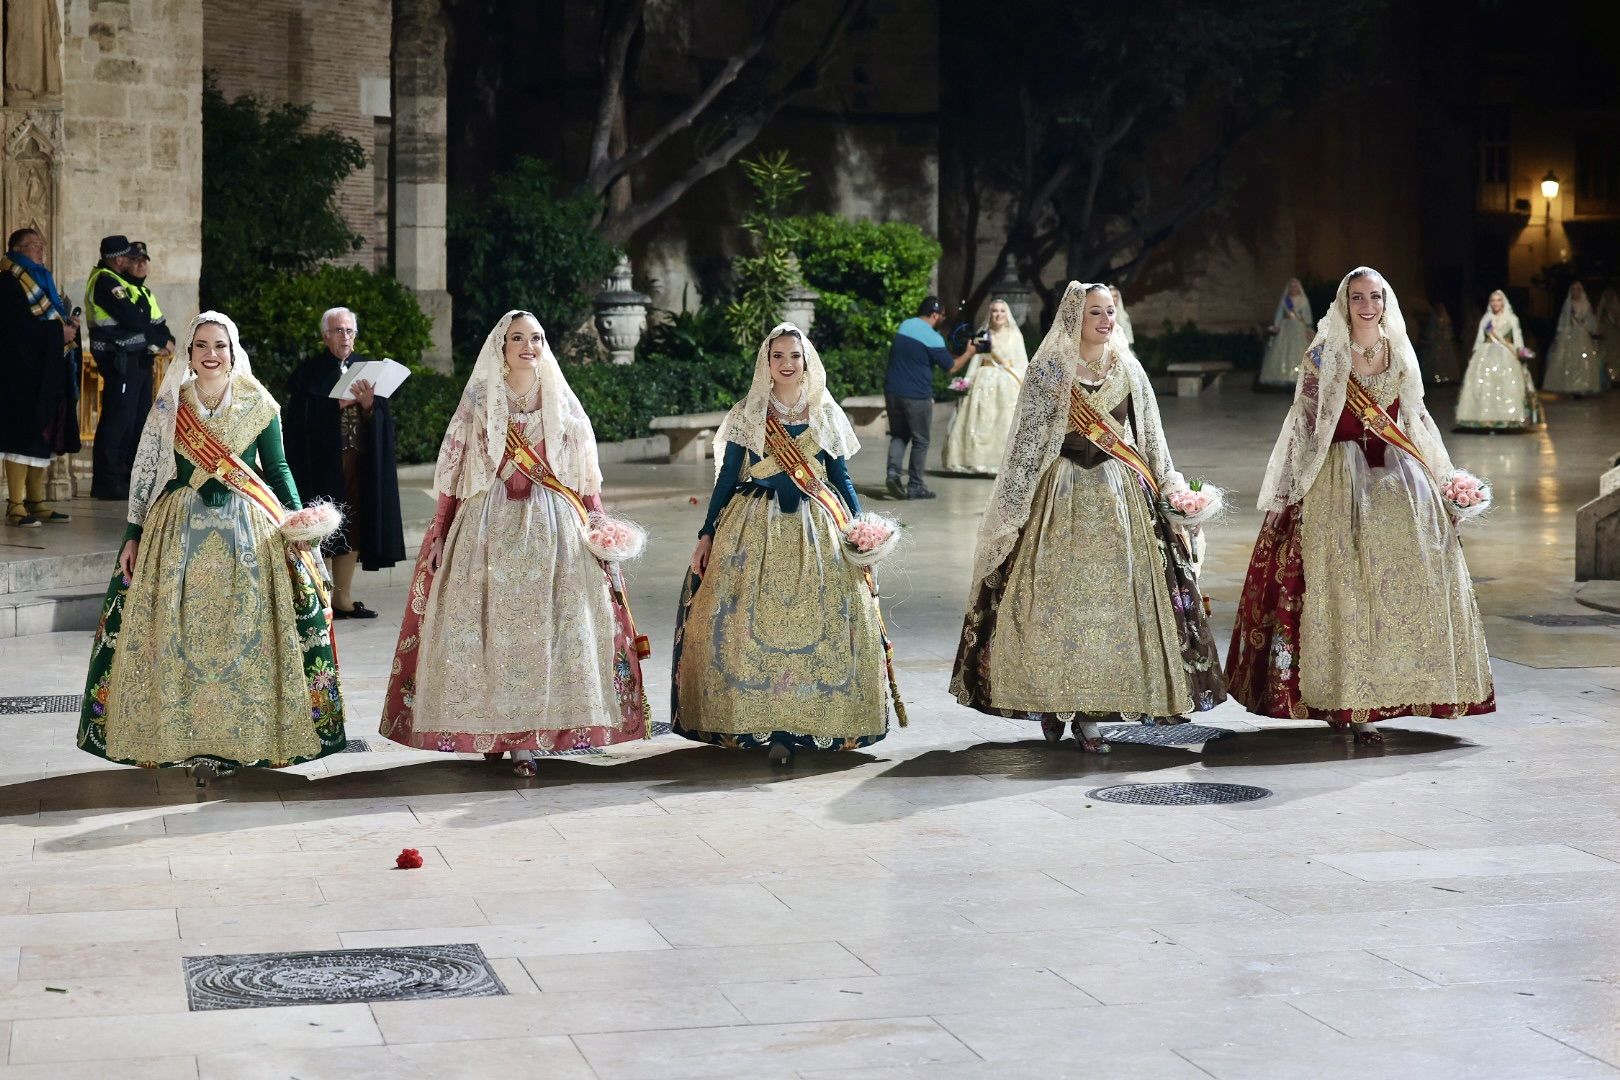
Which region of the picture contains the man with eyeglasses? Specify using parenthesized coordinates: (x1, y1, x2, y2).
(282, 306, 405, 619)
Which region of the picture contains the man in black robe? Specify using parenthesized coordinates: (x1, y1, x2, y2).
(282, 306, 405, 618)
(1, 227, 80, 527)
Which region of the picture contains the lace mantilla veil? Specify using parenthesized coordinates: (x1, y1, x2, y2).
(432, 310, 603, 500)
(1470, 289, 1523, 350)
(710, 321, 860, 476)
(126, 311, 274, 527)
(1256, 266, 1457, 513)
(966, 281, 1189, 593)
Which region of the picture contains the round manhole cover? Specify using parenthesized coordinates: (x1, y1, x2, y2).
(1084, 782, 1271, 805)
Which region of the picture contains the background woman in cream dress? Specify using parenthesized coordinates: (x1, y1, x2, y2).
(1258, 278, 1313, 389)
(941, 298, 1028, 474)
(1456, 290, 1541, 431)
(1543, 281, 1606, 396)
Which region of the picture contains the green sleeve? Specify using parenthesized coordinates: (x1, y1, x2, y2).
(255, 415, 303, 511)
(123, 521, 143, 543)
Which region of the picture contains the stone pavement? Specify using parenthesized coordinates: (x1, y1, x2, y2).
(0, 385, 1618, 1079)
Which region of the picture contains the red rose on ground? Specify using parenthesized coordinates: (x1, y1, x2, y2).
(395, 848, 424, 869)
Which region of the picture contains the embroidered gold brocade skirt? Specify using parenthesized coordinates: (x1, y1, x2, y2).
(954, 457, 1218, 718)
(1297, 444, 1493, 712)
(82, 487, 343, 767)
(674, 493, 888, 744)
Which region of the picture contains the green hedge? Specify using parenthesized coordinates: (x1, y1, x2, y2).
(449, 158, 619, 366)
(226, 265, 434, 397)
(1133, 321, 1265, 374)
(392, 365, 463, 465)
(562, 305, 891, 445)
(789, 215, 940, 351)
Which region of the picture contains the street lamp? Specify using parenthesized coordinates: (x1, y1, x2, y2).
(1541, 170, 1560, 231)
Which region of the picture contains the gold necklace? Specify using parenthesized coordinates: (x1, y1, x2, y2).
(196, 382, 227, 412)
(1350, 336, 1386, 363)
(506, 375, 539, 409)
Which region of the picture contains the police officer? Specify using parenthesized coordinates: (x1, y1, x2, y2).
(86, 235, 169, 500)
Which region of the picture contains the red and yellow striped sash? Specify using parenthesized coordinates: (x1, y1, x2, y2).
(173, 402, 331, 613)
(1342, 377, 1431, 474)
(1067, 384, 1160, 495)
(504, 422, 650, 659)
(763, 416, 907, 726)
(504, 423, 591, 526)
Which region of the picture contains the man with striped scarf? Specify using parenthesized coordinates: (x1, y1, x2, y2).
(0, 227, 80, 528)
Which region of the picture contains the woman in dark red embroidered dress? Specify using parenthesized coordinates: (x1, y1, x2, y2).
(1225, 267, 1495, 743)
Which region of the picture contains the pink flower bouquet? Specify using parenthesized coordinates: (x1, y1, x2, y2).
(584, 512, 648, 563)
(1440, 469, 1492, 522)
(948, 377, 972, 393)
(1163, 481, 1225, 527)
(279, 501, 343, 544)
(1517, 346, 1535, 361)
(842, 511, 902, 567)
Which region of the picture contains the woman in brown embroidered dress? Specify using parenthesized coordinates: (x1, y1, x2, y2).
(951, 282, 1225, 753)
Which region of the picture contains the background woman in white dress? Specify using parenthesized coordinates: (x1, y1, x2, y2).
(1543, 281, 1606, 396)
(1456, 290, 1542, 432)
(941, 298, 1028, 474)
(1258, 278, 1313, 389)
(1109, 286, 1134, 345)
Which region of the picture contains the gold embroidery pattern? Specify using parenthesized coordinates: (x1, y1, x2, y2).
(678, 456, 886, 740)
(1299, 444, 1493, 711)
(103, 388, 317, 765)
(981, 455, 1193, 716)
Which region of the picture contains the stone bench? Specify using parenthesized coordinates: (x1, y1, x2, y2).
(840, 395, 888, 438)
(1165, 361, 1234, 398)
(649, 410, 729, 463)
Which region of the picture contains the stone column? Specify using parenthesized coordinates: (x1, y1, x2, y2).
(391, 0, 453, 372)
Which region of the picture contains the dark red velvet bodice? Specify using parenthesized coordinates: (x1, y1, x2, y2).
(1329, 397, 1401, 468)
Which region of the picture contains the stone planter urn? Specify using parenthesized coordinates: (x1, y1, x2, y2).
(592, 255, 651, 365)
(991, 272, 1037, 336)
(778, 254, 819, 333)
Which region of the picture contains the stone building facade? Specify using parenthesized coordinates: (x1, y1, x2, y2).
(0, 0, 450, 370)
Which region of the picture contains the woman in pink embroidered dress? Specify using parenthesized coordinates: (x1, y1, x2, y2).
(379, 311, 648, 775)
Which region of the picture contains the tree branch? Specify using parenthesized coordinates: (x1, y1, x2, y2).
(587, 0, 646, 179)
(597, 0, 867, 245)
(586, 0, 793, 195)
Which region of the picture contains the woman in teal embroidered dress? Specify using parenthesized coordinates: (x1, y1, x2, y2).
(672, 323, 895, 765)
(78, 313, 345, 785)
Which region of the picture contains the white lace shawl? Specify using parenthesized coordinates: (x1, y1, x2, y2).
(1558, 285, 1595, 335)
(967, 281, 1189, 591)
(1472, 291, 1523, 349)
(432, 310, 603, 500)
(1256, 267, 1457, 512)
(127, 311, 275, 527)
(711, 321, 860, 476)
(1596, 288, 1620, 329)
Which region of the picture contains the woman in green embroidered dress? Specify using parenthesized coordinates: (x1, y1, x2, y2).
(78, 312, 346, 785)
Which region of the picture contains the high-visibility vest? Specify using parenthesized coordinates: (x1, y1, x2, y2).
(84, 265, 139, 332)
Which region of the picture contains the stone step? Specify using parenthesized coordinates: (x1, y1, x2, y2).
(1, 546, 119, 595)
(0, 582, 105, 639)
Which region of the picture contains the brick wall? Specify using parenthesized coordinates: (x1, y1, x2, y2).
(59, 0, 206, 323)
(204, 0, 393, 270)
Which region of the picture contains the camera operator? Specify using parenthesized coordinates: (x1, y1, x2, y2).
(884, 296, 977, 500)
